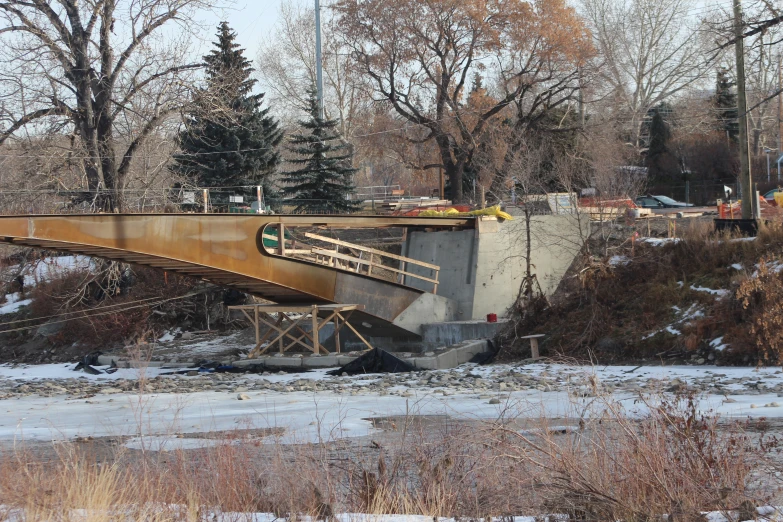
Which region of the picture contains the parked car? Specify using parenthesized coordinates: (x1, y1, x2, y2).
(634, 195, 694, 209)
(764, 189, 782, 206)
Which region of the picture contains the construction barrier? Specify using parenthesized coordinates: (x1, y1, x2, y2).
(418, 205, 514, 220)
(718, 196, 783, 219)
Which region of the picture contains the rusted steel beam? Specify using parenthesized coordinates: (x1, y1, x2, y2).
(0, 214, 435, 333)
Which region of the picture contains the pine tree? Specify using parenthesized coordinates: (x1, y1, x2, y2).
(282, 90, 360, 214)
(646, 109, 679, 180)
(171, 22, 282, 202)
(715, 68, 739, 142)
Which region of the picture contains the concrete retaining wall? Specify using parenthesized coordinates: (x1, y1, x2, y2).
(402, 215, 585, 320)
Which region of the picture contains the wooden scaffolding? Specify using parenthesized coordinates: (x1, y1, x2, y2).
(228, 303, 373, 359)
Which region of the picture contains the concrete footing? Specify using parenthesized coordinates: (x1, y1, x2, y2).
(421, 320, 506, 346)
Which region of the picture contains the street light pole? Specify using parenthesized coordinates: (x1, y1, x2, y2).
(314, 0, 324, 119)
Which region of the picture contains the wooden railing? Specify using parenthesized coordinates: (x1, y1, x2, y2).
(260, 225, 440, 294)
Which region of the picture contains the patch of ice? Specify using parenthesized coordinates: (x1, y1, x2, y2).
(690, 285, 729, 297)
(609, 255, 631, 267)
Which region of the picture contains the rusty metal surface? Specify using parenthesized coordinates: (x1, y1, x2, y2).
(0, 214, 463, 330)
(0, 213, 475, 229)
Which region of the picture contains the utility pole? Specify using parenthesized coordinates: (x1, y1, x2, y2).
(314, 0, 325, 119)
(778, 55, 782, 181)
(734, 0, 754, 220)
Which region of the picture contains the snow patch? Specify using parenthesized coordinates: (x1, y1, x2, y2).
(730, 263, 743, 270)
(641, 237, 681, 246)
(710, 337, 728, 352)
(0, 293, 32, 314)
(3, 255, 95, 288)
(609, 255, 630, 267)
(690, 284, 729, 297)
(158, 328, 182, 343)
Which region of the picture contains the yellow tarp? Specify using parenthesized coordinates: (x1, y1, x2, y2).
(418, 205, 513, 220)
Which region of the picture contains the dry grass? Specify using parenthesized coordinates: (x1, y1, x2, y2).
(0, 391, 779, 521)
(498, 219, 783, 363)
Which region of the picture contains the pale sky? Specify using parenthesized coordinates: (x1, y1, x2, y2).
(196, 1, 308, 60)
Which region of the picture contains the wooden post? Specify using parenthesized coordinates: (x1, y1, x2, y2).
(279, 313, 285, 353)
(278, 223, 286, 256)
(530, 337, 540, 360)
(254, 305, 260, 348)
(333, 315, 340, 353)
(433, 269, 439, 295)
(312, 305, 320, 354)
(367, 253, 374, 276)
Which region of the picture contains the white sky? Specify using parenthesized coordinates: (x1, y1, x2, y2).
(195, 1, 308, 61)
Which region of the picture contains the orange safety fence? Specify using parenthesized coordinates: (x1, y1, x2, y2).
(718, 196, 783, 219)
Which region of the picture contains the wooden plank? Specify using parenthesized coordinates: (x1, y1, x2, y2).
(342, 318, 374, 351)
(261, 233, 297, 244)
(530, 338, 540, 360)
(310, 248, 439, 284)
(304, 232, 440, 270)
(265, 312, 308, 353)
(283, 310, 338, 355)
(334, 315, 340, 353)
(253, 314, 285, 356)
(312, 305, 319, 354)
(254, 306, 260, 352)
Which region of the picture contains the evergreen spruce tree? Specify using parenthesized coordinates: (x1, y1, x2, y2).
(171, 22, 282, 203)
(282, 90, 360, 214)
(646, 109, 679, 180)
(715, 68, 739, 142)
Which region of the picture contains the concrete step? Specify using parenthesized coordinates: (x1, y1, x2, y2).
(421, 320, 507, 346)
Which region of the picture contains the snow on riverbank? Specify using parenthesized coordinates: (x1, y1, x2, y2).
(1, 363, 783, 446)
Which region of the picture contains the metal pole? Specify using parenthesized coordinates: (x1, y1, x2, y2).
(768, 151, 771, 182)
(734, 0, 754, 220)
(314, 0, 324, 119)
(778, 54, 782, 174)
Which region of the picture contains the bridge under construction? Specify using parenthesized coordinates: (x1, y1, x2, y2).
(0, 213, 583, 345)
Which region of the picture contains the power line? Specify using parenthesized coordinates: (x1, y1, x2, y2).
(0, 290, 207, 335)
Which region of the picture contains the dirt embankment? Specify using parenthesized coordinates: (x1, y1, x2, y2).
(498, 219, 783, 366)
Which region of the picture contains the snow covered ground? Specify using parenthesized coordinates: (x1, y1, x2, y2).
(1, 362, 783, 447)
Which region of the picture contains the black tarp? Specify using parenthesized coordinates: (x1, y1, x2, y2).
(327, 348, 417, 376)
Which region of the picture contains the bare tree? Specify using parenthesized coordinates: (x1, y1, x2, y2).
(335, 0, 593, 203)
(580, 0, 711, 147)
(257, 0, 370, 138)
(0, 0, 211, 210)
